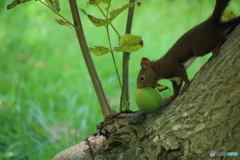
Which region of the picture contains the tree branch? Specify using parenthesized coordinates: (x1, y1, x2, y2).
(68, 0, 111, 116)
(120, 0, 136, 111)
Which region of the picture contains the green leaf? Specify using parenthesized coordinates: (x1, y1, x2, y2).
(87, 0, 111, 6)
(52, 0, 60, 12)
(100, 0, 111, 5)
(87, 0, 101, 6)
(45, 0, 60, 12)
(89, 46, 110, 56)
(45, 0, 53, 7)
(86, 2, 134, 27)
(223, 8, 237, 20)
(80, 8, 88, 15)
(114, 34, 143, 52)
(87, 15, 111, 27)
(54, 17, 71, 26)
(7, 0, 35, 9)
(110, 3, 134, 20)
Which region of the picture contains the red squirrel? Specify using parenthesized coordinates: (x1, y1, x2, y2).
(137, 0, 240, 105)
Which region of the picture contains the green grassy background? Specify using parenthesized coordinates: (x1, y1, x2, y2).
(1, 0, 239, 159)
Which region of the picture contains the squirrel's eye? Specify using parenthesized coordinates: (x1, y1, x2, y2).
(140, 76, 145, 81)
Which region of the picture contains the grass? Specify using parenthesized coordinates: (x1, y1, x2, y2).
(0, 0, 239, 159)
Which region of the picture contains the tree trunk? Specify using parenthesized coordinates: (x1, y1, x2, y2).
(53, 25, 240, 160)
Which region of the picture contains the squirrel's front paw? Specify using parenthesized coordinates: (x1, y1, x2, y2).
(179, 83, 190, 95)
(163, 96, 175, 105)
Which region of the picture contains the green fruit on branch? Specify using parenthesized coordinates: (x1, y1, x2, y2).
(135, 87, 163, 113)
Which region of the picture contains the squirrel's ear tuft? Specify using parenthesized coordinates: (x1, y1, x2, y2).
(140, 57, 151, 70)
(141, 57, 150, 63)
(140, 61, 149, 70)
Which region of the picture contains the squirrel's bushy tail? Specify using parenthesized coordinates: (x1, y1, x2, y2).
(210, 0, 231, 22)
(222, 16, 240, 35)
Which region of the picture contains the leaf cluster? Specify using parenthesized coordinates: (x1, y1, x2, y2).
(83, 0, 143, 56)
(7, 0, 73, 27)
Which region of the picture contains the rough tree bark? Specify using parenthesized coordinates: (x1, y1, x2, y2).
(53, 25, 240, 160)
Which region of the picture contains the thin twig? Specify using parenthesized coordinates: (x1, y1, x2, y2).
(106, 26, 122, 88)
(95, 3, 121, 37)
(39, 0, 75, 27)
(95, 3, 122, 91)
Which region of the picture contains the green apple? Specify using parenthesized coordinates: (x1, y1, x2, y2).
(135, 87, 162, 113)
